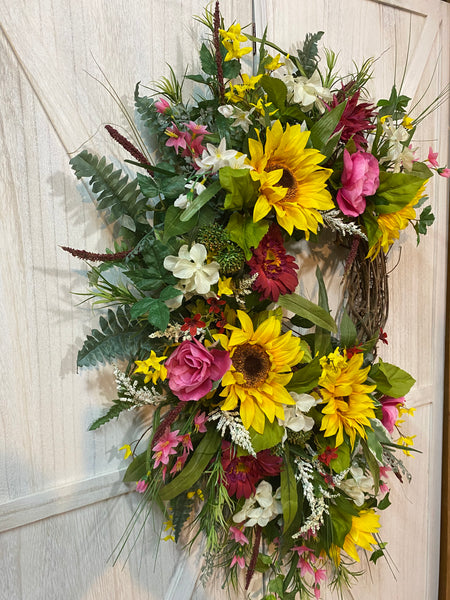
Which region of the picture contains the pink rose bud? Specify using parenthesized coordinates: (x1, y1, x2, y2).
(337, 149, 379, 217)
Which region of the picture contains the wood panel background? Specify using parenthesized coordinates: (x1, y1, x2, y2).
(0, 1, 448, 599)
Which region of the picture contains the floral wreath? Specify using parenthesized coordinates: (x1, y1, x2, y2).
(63, 3, 449, 598)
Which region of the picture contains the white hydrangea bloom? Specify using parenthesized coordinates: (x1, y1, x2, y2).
(232, 481, 282, 527)
(163, 243, 220, 295)
(339, 465, 374, 506)
(282, 392, 318, 434)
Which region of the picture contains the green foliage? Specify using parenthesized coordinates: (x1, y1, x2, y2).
(369, 360, 415, 397)
(249, 420, 284, 452)
(415, 205, 435, 244)
(226, 213, 269, 259)
(171, 493, 194, 542)
(309, 101, 346, 159)
(260, 74, 287, 109)
(286, 358, 321, 393)
(314, 266, 333, 356)
(339, 308, 358, 348)
(278, 293, 337, 333)
(220, 167, 259, 210)
(280, 451, 298, 532)
(372, 171, 428, 215)
(123, 451, 147, 482)
(158, 429, 221, 501)
(89, 399, 134, 430)
(296, 31, 324, 78)
(77, 306, 150, 368)
(377, 85, 410, 120)
(180, 180, 222, 221)
(70, 150, 147, 234)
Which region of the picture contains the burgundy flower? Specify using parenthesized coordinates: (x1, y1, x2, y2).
(318, 446, 338, 466)
(247, 224, 299, 302)
(221, 441, 283, 499)
(329, 87, 377, 150)
(181, 313, 206, 336)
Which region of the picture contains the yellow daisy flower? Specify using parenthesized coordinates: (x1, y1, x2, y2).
(342, 509, 380, 562)
(134, 350, 167, 384)
(214, 310, 304, 434)
(247, 120, 334, 237)
(367, 182, 428, 259)
(319, 348, 376, 448)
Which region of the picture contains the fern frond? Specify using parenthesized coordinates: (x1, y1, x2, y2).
(171, 493, 194, 542)
(77, 305, 149, 368)
(297, 31, 324, 78)
(70, 150, 148, 231)
(89, 399, 136, 430)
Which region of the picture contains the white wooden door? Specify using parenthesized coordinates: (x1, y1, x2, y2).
(0, 1, 448, 599)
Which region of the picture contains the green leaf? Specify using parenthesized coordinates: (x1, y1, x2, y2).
(248, 420, 284, 452)
(260, 74, 287, 109)
(171, 493, 194, 542)
(163, 205, 198, 242)
(226, 213, 269, 260)
(366, 427, 383, 462)
(328, 501, 354, 547)
(361, 439, 380, 494)
(378, 492, 391, 510)
(340, 308, 358, 348)
(372, 171, 428, 215)
(123, 451, 147, 482)
(329, 443, 351, 473)
(130, 298, 170, 331)
(278, 293, 337, 333)
(159, 175, 187, 200)
(415, 205, 435, 243)
(158, 428, 221, 501)
(200, 43, 217, 76)
(159, 286, 182, 301)
(309, 102, 346, 156)
(220, 167, 259, 210)
(136, 173, 159, 198)
(77, 306, 150, 368)
(286, 358, 321, 393)
(314, 266, 333, 356)
(297, 31, 324, 77)
(88, 399, 134, 430)
(280, 452, 298, 532)
(222, 59, 241, 79)
(369, 360, 415, 397)
(180, 180, 221, 221)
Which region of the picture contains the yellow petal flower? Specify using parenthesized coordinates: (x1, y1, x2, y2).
(119, 444, 133, 460)
(215, 311, 303, 433)
(218, 276, 233, 296)
(247, 121, 333, 237)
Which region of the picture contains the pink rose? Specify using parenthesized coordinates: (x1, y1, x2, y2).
(166, 338, 231, 401)
(380, 395, 405, 433)
(336, 149, 379, 216)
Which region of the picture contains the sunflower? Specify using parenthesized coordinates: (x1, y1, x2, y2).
(367, 182, 428, 259)
(247, 120, 334, 237)
(318, 348, 376, 448)
(214, 310, 304, 434)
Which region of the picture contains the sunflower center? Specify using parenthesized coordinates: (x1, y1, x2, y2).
(267, 162, 298, 199)
(232, 343, 271, 387)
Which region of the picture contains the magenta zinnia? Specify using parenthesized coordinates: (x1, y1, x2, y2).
(330, 87, 376, 150)
(248, 224, 299, 301)
(221, 441, 283, 498)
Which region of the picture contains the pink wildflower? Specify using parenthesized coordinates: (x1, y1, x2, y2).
(152, 429, 182, 468)
(298, 556, 314, 576)
(136, 479, 148, 493)
(181, 433, 193, 453)
(427, 147, 439, 168)
(380, 396, 405, 433)
(439, 168, 450, 178)
(155, 98, 171, 114)
(194, 411, 208, 433)
(184, 121, 210, 137)
(229, 526, 249, 546)
(314, 568, 327, 599)
(165, 123, 187, 154)
(230, 555, 245, 569)
(169, 453, 188, 475)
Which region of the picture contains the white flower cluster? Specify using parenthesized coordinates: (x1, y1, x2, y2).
(380, 117, 415, 173)
(323, 209, 368, 240)
(114, 367, 164, 405)
(281, 393, 318, 441)
(338, 465, 374, 506)
(233, 480, 282, 527)
(292, 459, 330, 538)
(282, 66, 332, 113)
(163, 243, 220, 296)
(195, 138, 252, 174)
(208, 409, 256, 456)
